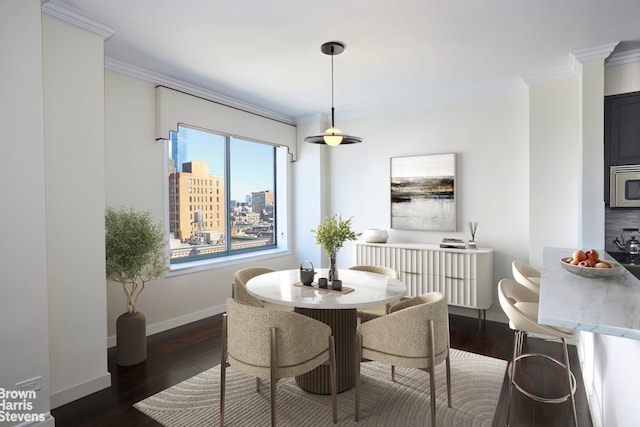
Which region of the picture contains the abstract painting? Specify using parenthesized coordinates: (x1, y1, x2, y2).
(390, 153, 456, 231)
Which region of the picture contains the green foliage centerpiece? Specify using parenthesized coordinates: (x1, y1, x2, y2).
(105, 206, 167, 365)
(311, 215, 360, 282)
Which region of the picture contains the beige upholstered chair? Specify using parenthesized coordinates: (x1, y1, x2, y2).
(221, 298, 337, 426)
(232, 267, 293, 311)
(498, 278, 577, 427)
(348, 265, 401, 323)
(512, 260, 541, 295)
(355, 292, 451, 427)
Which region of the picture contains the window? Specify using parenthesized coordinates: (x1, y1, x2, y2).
(167, 125, 278, 266)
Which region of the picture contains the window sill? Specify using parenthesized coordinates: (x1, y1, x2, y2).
(165, 247, 292, 277)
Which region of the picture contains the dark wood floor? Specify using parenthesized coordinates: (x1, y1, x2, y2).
(51, 313, 592, 426)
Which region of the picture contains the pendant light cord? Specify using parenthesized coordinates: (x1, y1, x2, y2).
(330, 44, 335, 128)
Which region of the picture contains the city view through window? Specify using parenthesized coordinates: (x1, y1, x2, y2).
(168, 126, 276, 264)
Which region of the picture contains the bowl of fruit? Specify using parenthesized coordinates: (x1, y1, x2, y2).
(560, 249, 621, 278)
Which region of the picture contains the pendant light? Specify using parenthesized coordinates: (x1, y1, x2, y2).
(304, 42, 363, 145)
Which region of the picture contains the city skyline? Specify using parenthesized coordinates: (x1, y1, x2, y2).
(171, 126, 274, 201)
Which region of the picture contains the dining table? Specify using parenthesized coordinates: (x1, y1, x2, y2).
(246, 268, 406, 394)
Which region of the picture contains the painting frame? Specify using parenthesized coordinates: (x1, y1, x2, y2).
(390, 153, 456, 231)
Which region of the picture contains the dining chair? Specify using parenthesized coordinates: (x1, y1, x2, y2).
(355, 292, 451, 427)
(497, 278, 577, 427)
(221, 298, 337, 426)
(232, 267, 293, 311)
(348, 265, 400, 323)
(512, 260, 541, 295)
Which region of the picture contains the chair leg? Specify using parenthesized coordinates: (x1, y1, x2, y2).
(220, 314, 228, 427)
(391, 365, 395, 382)
(329, 335, 337, 424)
(445, 351, 452, 408)
(562, 338, 579, 427)
(355, 333, 362, 421)
(505, 330, 522, 427)
(270, 327, 277, 427)
(427, 319, 437, 427)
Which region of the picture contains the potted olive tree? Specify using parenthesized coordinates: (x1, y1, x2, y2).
(311, 215, 360, 282)
(105, 206, 167, 366)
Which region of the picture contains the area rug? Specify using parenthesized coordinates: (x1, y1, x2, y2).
(134, 348, 507, 426)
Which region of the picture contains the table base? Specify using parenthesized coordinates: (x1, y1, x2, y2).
(294, 307, 356, 394)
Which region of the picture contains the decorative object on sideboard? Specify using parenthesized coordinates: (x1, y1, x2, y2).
(439, 238, 466, 249)
(362, 228, 389, 243)
(311, 215, 360, 282)
(468, 221, 478, 249)
(105, 207, 168, 366)
(390, 153, 456, 231)
(304, 41, 363, 146)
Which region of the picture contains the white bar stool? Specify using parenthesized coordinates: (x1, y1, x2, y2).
(512, 260, 541, 295)
(498, 278, 578, 427)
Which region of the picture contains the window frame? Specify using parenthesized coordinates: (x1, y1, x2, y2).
(163, 125, 291, 276)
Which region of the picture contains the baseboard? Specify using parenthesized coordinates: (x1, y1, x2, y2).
(50, 373, 111, 409)
(447, 304, 509, 324)
(107, 303, 227, 348)
(14, 412, 54, 427)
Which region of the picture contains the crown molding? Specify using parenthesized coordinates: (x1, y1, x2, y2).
(41, 0, 115, 39)
(572, 41, 620, 63)
(520, 42, 622, 85)
(519, 53, 579, 85)
(606, 48, 640, 67)
(41, 0, 296, 126)
(105, 57, 296, 126)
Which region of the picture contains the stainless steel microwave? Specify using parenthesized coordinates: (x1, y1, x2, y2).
(610, 165, 640, 207)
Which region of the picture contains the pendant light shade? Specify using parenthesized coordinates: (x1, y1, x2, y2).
(304, 42, 363, 145)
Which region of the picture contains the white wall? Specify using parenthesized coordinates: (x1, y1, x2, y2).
(42, 15, 111, 409)
(529, 59, 640, 427)
(293, 121, 329, 266)
(586, 61, 640, 427)
(593, 334, 640, 426)
(0, 1, 53, 424)
(579, 60, 606, 249)
(5, 4, 639, 421)
(604, 61, 640, 95)
(104, 71, 299, 340)
(310, 93, 530, 322)
(528, 76, 581, 266)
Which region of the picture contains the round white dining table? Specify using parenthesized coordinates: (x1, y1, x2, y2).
(246, 268, 406, 394)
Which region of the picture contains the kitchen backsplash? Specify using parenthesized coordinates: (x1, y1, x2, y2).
(605, 207, 640, 253)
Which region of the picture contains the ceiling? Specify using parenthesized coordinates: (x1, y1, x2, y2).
(45, 0, 640, 124)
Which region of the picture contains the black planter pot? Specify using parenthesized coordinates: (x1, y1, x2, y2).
(116, 311, 146, 366)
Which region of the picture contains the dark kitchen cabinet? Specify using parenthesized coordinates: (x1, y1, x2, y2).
(604, 91, 640, 204)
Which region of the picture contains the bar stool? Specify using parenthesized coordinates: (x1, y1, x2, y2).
(497, 278, 577, 427)
(512, 260, 541, 295)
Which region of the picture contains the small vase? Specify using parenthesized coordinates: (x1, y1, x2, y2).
(329, 254, 339, 282)
(362, 228, 388, 243)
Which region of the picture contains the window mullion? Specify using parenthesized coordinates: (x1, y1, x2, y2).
(224, 135, 232, 254)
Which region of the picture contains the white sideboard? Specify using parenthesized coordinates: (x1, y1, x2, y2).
(354, 241, 494, 322)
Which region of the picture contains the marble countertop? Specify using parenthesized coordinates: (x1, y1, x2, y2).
(539, 247, 640, 340)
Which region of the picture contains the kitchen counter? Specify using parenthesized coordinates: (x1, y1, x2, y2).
(539, 247, 640, 340)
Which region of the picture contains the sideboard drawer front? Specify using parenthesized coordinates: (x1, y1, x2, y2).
(354, 242, 493, 310)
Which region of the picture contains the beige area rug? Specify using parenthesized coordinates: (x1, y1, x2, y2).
(134, 348, 507, 426)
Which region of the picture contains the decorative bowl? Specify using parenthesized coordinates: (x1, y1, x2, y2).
(362, 229, 388, 243)
(559, 259, 622, 278)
